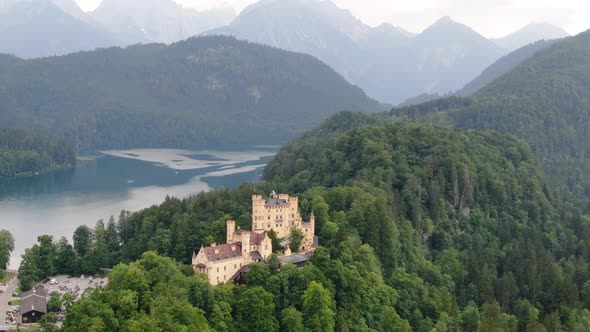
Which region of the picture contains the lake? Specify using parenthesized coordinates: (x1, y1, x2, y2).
(0, 148, 277, 269)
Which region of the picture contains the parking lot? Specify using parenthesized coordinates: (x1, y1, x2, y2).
(43, 275, 108, 301)
(0, 274, 108, 327)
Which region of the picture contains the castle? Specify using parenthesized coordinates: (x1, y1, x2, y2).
(192, 192, 316, 285)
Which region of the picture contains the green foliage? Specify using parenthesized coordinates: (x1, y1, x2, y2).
(63, 252, 212, 332)
(0, 229, 14, 270)
(38, 312, 59, 332)
(47, 293, 62, 313)
(17, 235, 58, 290)
(288, 228, 304, 253)
(302, 281, 335, 332)
(280, 307, 305, 332)
(394, 31, 590, 203)
(0, 128, 75, 177)
(0, 36, 380, 151)
(236, 287, 279, 332)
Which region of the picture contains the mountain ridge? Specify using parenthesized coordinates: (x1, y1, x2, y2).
(91, 0, 236, 44)
(0, 35, 382, 151)
(493, 22, 570, 51)
(394, 30, 590, 199)
(208, 3, 507, 104)
(0, 0, 120, 58)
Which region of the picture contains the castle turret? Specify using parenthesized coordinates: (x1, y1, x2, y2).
(226, 220, 235, 244)
(242, 232, 251, 261)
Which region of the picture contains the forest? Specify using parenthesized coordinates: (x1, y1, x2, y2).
(20, 117, 590, 331)
(0, 36, 380, 152)
(0, 128, 75, 177)
(394, 31, 590, 204)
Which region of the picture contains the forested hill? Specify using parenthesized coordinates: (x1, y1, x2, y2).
(24, 116, 590, 330)
(0, 36, 382, 151)
(393, 30, 590, 201)
(262, 117, 590, 330)
(0, 128, 75, 177)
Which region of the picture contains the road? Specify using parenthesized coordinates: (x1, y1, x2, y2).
(0, 275, 18, 326)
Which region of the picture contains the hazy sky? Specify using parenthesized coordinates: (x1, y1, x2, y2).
(74, 0, 589, 38)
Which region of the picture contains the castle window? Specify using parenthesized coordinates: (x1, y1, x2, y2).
(224, 266, 226, 271)
(217, 268, 219, 272)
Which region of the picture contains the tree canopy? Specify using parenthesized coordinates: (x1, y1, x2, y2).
(0, 128, 75, 177)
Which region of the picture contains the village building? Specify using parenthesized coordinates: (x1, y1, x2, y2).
(20, 288, 47, 324)
(192, 192, 316, 285)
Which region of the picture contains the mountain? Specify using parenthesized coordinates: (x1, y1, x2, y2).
(51, 0, 87, 20)
(493, 22, 569, 51)
(0, 0, 119, 58)
(458, 39, 557, 96)
(394, 31, 590, 200)
(396, 16, 504, 98)
(208, 0, 505, 104)
(0, 0, 235, 58)
(91, 0, 236, 44)
(208, 0, 371, 82)
(0, 36, 381, 151)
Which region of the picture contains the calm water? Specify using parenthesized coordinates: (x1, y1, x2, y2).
(0, 148, 277, 269)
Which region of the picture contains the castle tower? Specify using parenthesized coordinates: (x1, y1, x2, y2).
(242, 232, 251, 261)
(226, 220, 235, 244)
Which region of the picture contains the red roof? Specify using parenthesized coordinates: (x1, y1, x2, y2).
(203, 243, 242, 261)
(236, 230, 267, 245)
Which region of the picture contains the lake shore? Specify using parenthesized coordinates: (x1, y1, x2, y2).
(0, 147, 276, 269)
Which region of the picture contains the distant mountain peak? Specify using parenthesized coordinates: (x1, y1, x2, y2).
(493, 22, 569, 51)
(436, 16, 454, 23)
(427, 16, 458, 28)
(419, 16, 488, 42)
(92, 0, 236, 44)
